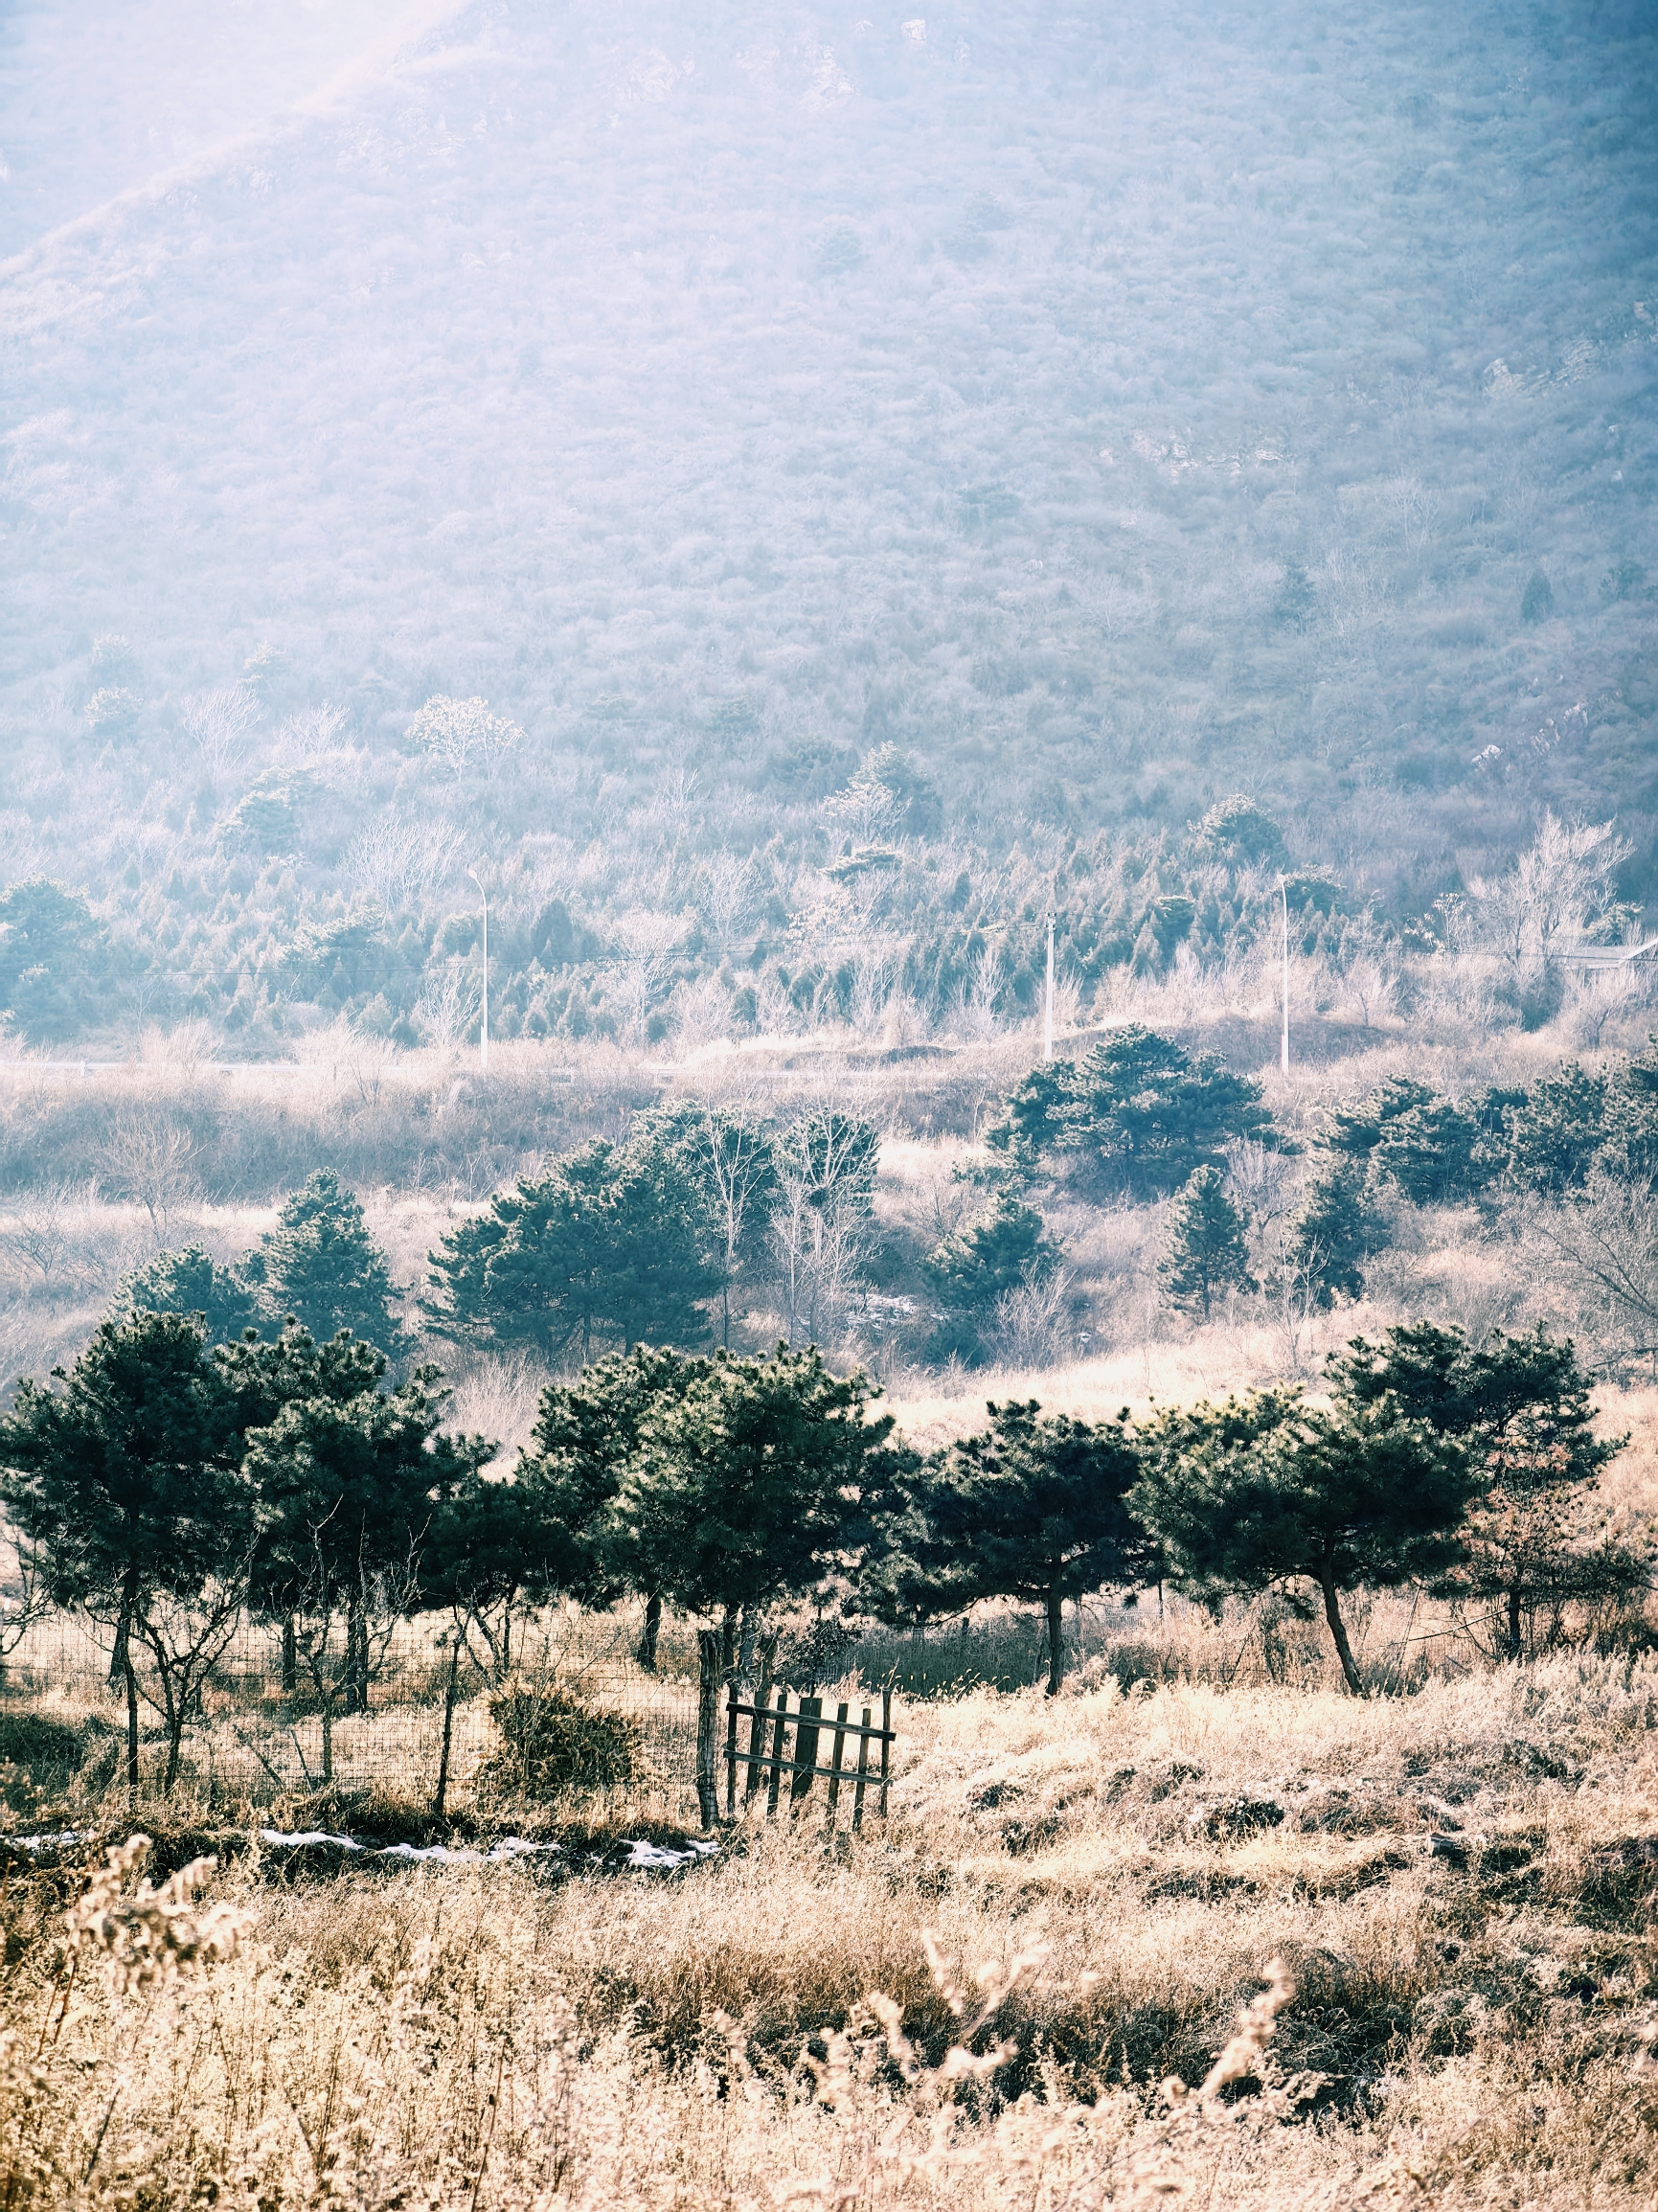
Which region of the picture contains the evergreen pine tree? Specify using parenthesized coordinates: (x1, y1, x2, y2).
(1284, 1159, 1384, 1307)
(120, 1243, 262, 1345)
(1327, 1322, 1629, 1656)
(1505, 1063, 1608, 1193)
(1319, 1076, 1436, 1158)
(1373, 1097, 1488, 1205)
(1601, 1037, 1658, 1187)
(244, 1169, 407, 1354)
(1063, 1026, 1276, 1196)
(244, 1366, 492, 1742)
(924, 1191, 1060, 1311)
(897, 1401, 1146, 1694)
(1159, 1166, 1255, 1318)
(1131, 1388, 1472, 1694)
(422, 1135, 721, 1363)
(0, 1311, 251, 1791)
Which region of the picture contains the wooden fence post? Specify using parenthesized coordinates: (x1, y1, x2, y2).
(790, 1696, 823, 1807)
(432, 1636, 462, 1823)
(765, 1689, 788, 1816)
(694, 1628, 723, 1829)
(825, 1701, 850, 1823)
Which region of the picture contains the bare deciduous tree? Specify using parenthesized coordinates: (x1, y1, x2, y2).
(416, 961, 482, 1058)
(346, 818, 466, 911)
(103, 1114, 197, 1242)
(177, 686, 260, 775)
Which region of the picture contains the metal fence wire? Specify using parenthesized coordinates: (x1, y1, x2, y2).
(4, 1608, 708, 1821)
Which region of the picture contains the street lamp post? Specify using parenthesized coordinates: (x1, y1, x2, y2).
(1043, 909, 1056, 1060)
(468, 868, 488, 1076)
(1278, 874, 1290, 1075)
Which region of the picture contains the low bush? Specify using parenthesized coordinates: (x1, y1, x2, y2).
(482, 1681, 641, 1797)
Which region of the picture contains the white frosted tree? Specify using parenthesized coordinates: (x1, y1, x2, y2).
(407, 696, 524, 779)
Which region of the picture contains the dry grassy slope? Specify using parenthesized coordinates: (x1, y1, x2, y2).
(3, 1653, 1658, 2205)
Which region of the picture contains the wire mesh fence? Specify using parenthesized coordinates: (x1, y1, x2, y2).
(2, 1607, 708, 1824)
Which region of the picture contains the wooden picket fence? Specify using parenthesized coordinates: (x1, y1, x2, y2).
(723, 1686, 894, 1828)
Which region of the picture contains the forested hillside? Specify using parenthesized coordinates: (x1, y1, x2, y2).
(0, 0, 1654, 1052)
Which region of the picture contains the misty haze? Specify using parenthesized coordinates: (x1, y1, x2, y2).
(1, 5, 1656, 2205)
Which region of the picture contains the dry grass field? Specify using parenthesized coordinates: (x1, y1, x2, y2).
(4, 1648, 1658, 2207)
(5, 1026, 1658, 2205)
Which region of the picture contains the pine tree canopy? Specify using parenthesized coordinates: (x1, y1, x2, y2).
(120, 1243, 263, 1346)
(1284, 1158, 1384, 1307)
(1130, 1388, 1473, 1693)
(0, 1310, 251, 1618)
(607, 1346, 887, 1619)
(1373, 1097, 1488, 1205)
(513, 1343, 710, 1607)
(899, 1399, 1145, 1691)
(924, 1190, 1059, 1311)
(1324, 1320, 1627, 1653)
(1320, 1077, 1437, 1157)
(986, 1026, 1276, 1196)
(1159, 1165, 1255, 1318)
(1505, 1063, 1609, 1193)
(1599, 1038, 1658, 1186)
(245, 1168, 407, 1354)
(243, 1364, 494, 1620)
(421, 1134, 722, 1362)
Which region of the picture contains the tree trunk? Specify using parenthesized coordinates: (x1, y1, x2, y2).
(1045, 1585, 1065, 1698)
(636, 1592, 662, 1673)
(345, 1591, 367, 1714)
(433, 1639, 462, 1823)
(694, 1627, 723, 1830)
(282, 1616, 297, 1694)
(124, 1651, 140, 1802)
(109, 1567, 138, 1689)
(163, 1693, 185, 1795)
(1317, 1561, 1365, 1696)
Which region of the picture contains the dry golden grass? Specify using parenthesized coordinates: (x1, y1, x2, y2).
(4, 1653, 1658, 2207)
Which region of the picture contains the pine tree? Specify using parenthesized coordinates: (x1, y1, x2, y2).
(900, 1401, 1146, 1694)
(1328, 1322, 1629, 1656)
(1601, 1037, 1658, 1187)
(244, 1169, 407, 1354)
(1063, 1027, 1276, 1196)
(1283, 1159, 1384, 1307)
(1319, 1076, 1436, 1158)
(1159, 1167, 1255, 1318)
(422, 1135, 721, 1363)
(604, 1346, 889, 1822)
(1373, 1097, 1488, 1205)
(1520, 569, 1555, 625)
(243, 1367, 492, 1748)
(1131, 1389, 1472, 1694)
(1505, 1062, 1608, 1193)
(924, 1191, 1060, 1311)
(120, 1243, 262, 1345)
(0, 1311, 251, 1791)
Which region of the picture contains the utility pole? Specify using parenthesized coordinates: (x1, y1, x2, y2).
(1278, 874, 1290, 1075)
(468, 867, 488, 1075)
(1043, 910, 1056, 1060)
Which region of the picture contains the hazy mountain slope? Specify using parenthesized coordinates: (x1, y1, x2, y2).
(0, 0, 1654, 1046)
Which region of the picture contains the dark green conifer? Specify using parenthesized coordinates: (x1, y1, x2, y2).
(1159, 1166, 1255, 1318)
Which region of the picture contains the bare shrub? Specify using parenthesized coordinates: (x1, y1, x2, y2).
(176, 686, 259, 775)
(102, 1113, 197, 1241)
(346, 817, 466, 910)
(988, 1263, 1076, 1367)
